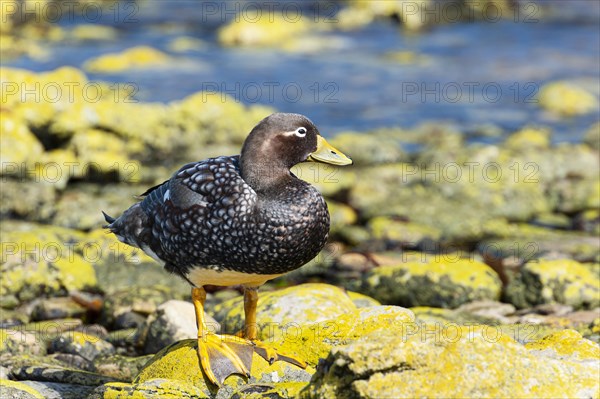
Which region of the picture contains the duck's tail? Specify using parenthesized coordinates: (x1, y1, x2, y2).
(102, 211, 116, 228)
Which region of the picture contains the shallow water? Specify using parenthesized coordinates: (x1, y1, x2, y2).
(5, 1, 599, 141)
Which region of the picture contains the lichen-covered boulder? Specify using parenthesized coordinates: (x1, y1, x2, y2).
(329, 131, 405, 165)
(274, 306, 415, 367)
(30, 297, 87, 322)
(93, 354, 154, 382)
(84, 46, 171, 73)
(100, 286, 178, 330)
(0, 222, 97, 303)
(0, 329, 46, 356)
(93, 305, 413, 397)
(368, 216, 442, 248)
(359, 258, 502, 308)
(142, 300, 220, 355)
(525, 329, 600, 361)
(303, 326, 600, 399)
(538, 80, 599, 116)
(505, 259, 600, 309)
(217, 13, 311, 48)
(0, 379, 46, 399)
(212, 283, 357, 337)
(346, 291, 381, 308)
(49, 332, 115, 362)
(0, 379, 95, 399)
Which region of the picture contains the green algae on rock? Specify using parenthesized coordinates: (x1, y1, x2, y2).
(302, 325, 600, 399)
(359, 258, 502, 308)
(505, 259, 600, 310)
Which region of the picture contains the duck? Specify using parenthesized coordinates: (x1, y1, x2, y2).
(103, 113, 352, 385)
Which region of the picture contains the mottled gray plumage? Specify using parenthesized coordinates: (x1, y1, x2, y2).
(104, 113, 331, 284)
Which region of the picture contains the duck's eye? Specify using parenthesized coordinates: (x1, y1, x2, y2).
(295, 127, 307, 138)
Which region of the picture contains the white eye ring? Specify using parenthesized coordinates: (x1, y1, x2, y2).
(295, 127, 307, 138)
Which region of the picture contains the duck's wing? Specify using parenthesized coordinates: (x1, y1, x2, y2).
(105, 156, 254, 263)
(136, 156, 256, 267)
(142, 156, 254, 214)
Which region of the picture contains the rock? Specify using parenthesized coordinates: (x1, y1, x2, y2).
(49, 332, 115, 362)
(218, 13, 311, 48)
(93, 354, 154, 382)
(90, 378, 211, 399)
(84, 46, 171, 73)
(538, 80, 599, 116)
(479, 222, 600, 264)
(346, 291, 381, 308)
(504, 127, 551, 150)
(303, 326, 600, 399)
(212, 284, 357, 337)
(8, 380, 95, 399)
(0, 113, 44, 168)
(105, 329, 139, 353)
(325, 200, 357, 236)
(142, 300, 220, 355)
(167, 36, 207, 52)
(0, 222, 96, 303)
(359, 258, 502, 308)
(0, 329, 46, 356)
(70, 24, 118, 41)
(505, 259, 600, 310)
(275, 306, 415, 367)
(30, 297, 87, 322)
(367, 216, 442, 249)
(100, 286, 182, 330)
(455, 300, 516, 323)
(329, 131, 406, 166)
(16, 319, 84, 345)
(67, 129, 141, 183)
(99, 339, 312, 397)
(0, 379, 46, 399)
(584, 122, 600, 150)
(10, 365, 120, 386)
(0, 180, 57, 222)
(0, 307, 30, 327)
(525, 329, 600, 361)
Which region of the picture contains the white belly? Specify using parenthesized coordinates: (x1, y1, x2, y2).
(185, 268, 283, 288)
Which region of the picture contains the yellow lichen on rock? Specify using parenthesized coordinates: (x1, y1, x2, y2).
(303, 325, 600, 399)
(69, 129, 141, 183)
(526, 329, 600, 362)
(84, 46, 171, 73)
(361, 258, 502, 308)
(0, 113, 44, 168)
(0, 379, 45, 399)
(504, 126, 552, 150)
(71, 24, 119, 41)
(274, 306, 415, 367)
(218, 13, 311, 47)
(539, 81, 599, 116)
(0, 223, 96, 301)
(212, 283, 357, 338)
(506, 259, 600, 309)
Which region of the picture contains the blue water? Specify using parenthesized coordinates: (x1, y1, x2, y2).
(5, 0, 599, 141)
